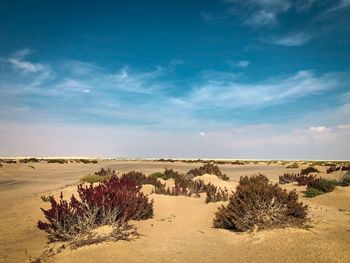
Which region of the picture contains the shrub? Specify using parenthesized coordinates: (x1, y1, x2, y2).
(81, 168, 116, 183)
(121, 171, 166, 189)
(81, 174, 107, 184)
(47, 159, 67, 164)
(148, 172, 165, 179)
(340, 176, 350, 187)
(205, 184, 229, 203)
(163, 168, 183, 180)
(286, 162, 299, 169)
(76, 159, 98, 164)
(304, 188, 324, 198)
(186, 163, 229, 181)
(94, 168, 116, 177)
(38, 176, 153, 241)
(213, 174, 308, 232)
(307, 178, 338, 193)
(300, 166, 319, 175)
(296, 174, 317, 186)
(327, 165, 350, 173)
(20, 158, 40, 163)
(279, 173, 299, 184)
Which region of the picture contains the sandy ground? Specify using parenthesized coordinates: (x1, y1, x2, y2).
(0, 160, 349, 263)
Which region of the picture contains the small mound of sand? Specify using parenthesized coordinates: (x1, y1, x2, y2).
(193, 174, 236, 190)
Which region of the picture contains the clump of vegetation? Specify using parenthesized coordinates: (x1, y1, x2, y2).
(148, 172, 165, 179)
(40, 195, 53, 203)
(20, 158, 40, 163)
(213, 174, 308, 232)
(279, 173, 299, 184)
(340, 175, 350, 187)
(28, 165, 36, 169)
(121, 171, 166, 189)
(76, 159, 98, 164)
(307, 178, 338, 193)
(304, 188, 324, 198)
(205, 184, 229, 203)
(152, 174, 229, 202)
(327, 164, 350, 173)
(296, 174, 317, 186)
(157, 158, 175, 162)
(80, 168, 116, 183)
(186, 163, 229, 181)
(47, 159, 68, 164)
(303, 178, 340, 198)
(0, 159, 17, 164)
(38, 176, 153, 241)
(300, 166, 319, 175)
(286, 162, 299, 169)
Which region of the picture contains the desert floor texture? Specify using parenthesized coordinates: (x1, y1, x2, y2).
(0, 160, 349, 263)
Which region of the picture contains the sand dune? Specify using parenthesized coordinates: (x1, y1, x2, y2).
(0, 160, 349, 262)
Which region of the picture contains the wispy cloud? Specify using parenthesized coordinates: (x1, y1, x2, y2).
(185, 70, 342, 109)
(6, 49, 45, 73)
(237, 60, 250, 67)
(269, 32, 312, 46)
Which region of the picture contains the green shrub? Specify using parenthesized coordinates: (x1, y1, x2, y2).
(286, 162, 299, 169)
(213, 174, 308, 231)
(307, 178, 338, 193)
(304, 188, 324, 198)
(340, 176, 350, 187)
(148, 172, 165, 179)
(80, 174, 108, 184)
(300, 166, 319, 175)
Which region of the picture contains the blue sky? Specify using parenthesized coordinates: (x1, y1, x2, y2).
(0, 0, 349, 159)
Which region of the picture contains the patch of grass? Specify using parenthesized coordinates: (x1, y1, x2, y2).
(286, 162, 299, 169)
(307, 178, 338, 193)
(148, 172, 165, 179)
(340, 176, 350, 187)
(80, 174, 110, 184)
(304, 188, 324, 198)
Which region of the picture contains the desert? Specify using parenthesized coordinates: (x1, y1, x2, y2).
(1, 159, 350, 263)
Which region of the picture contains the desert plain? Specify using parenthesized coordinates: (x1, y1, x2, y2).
(0, 159, 350, 263)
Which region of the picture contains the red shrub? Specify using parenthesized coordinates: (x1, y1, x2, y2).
(296, 174, 317, 186)
(38, 176, 153, 240)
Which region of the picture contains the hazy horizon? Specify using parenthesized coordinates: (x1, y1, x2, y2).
(1, 1, 349, 159)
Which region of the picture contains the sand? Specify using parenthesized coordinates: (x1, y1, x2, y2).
(0, 160, 349, 262)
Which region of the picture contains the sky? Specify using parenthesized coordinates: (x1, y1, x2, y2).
(0, 0, 349, 159)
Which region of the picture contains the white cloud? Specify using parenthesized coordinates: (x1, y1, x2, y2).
(6, 49, 45, 73)
(271, 32, 312, 46)
(245, 10, 276, 26)
(237, 60, 250, 67)
(309, 126, 330, 133)
(186, 70, 341, 109)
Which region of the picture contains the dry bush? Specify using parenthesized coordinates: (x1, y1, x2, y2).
(205, 184, 229, 203)
(186, 163, 229, 181)
(213, 174, 308, 232)
(296, 174, 317, 186)
(279, 173, 300, 184)
(38, 176, 153, 241)
(121, 171, 166, 189)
